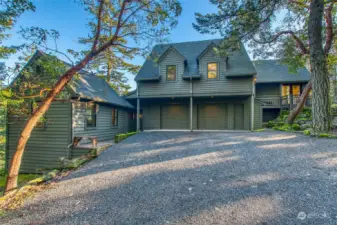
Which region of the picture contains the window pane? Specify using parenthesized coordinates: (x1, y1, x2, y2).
(282, 85, 290, 96)
(86, 103, 96, 127)
(207, 63, 217, 79)
(167, 65, 176, 81)
(112, 108, 118, 126)
(292, 85, 300, 96)
(208, 63, 217, 71)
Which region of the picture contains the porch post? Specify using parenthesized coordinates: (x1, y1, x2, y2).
(190, 96, 193, 131)
(136, 83, 140, 131)
(251, 95, 254, 131)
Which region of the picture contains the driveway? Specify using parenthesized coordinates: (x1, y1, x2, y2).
(3, 131, 337, 225)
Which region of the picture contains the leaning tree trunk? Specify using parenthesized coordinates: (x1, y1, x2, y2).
(308, 0, 331, 132)
(287, 80, 312, 124)
(4, 53, 95, 194)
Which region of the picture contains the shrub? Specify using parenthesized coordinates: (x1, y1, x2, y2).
(291, 124, 301, 131)
(303, 129, 312, 136)
(114, 131, 138, 143)
(273, 124, 292, 131)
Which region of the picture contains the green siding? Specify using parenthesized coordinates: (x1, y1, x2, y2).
(142, 105, 161, 130)
(72, 102, 130, 141)
(138, 47, 253, 97)
(254, 100, 263, 129)
(7, 101, 72, 173)
(139, 49, 190, 97)
(161, 105, 189, 129)
(256, 83, 280, 98)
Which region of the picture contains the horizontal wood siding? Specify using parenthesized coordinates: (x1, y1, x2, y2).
(7, 101, 72, 173)
(138, 47, 253, 97)
(256, 83, 280, 98)
(73, 102, 130, 141)
(254, 100, 263, 129)
(139, 49, 190, 97)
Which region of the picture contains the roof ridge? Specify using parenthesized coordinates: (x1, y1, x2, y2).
(155, 38, 223, 47)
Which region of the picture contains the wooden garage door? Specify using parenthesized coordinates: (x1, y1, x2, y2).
(161, 105, 189, 129)
(234, 104, 244, 130)
(198, 104, 228, 130)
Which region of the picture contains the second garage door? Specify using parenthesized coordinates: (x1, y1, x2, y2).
(161, 105, 189, 129)
(198, 104, 228, 130)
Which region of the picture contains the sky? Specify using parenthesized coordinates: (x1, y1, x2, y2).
(5, 0, 235, 90)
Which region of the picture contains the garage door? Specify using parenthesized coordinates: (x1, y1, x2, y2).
(234, 104, 244, 130)
(161, 105, 189, 129)
(198, 104, 228, 130)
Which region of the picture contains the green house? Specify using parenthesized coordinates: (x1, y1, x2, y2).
(6, 39, 311, 173)
(6, 51, 136, 173)
(126, 39, 310, 131)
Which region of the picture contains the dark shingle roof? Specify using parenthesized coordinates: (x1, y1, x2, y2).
(69, 72, 134, 109)
(135, 39, 256, 81)
(254, 60, 310, 83)
(16, 50, 133, 109)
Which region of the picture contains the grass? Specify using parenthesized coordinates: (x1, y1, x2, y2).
(0, 174, 40, 196)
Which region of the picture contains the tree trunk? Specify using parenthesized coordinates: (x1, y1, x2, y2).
(308, 0, 331, 132)
(4, 53, 94, 194)
(287, 80, 312, 124)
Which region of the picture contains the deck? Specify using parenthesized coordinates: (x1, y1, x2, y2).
(256, 95, 312, 109)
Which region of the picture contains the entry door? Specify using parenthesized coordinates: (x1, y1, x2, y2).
(161, 105, 189, 129)
(234, 104, 244, 130)
(198, 104, 228, 130)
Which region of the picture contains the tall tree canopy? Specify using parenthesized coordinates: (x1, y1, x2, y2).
(4, 0, 182, 194)
(194, 0, 336, 132)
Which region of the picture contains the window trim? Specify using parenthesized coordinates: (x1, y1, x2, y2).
(85, 103, 97, 129)
(166, 65, 177, 81)
(207, 62, 218, 79)
(112, 108, 118, 127)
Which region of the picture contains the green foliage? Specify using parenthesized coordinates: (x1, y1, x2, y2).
(0, 174, 39, 195)
(291, 124, 301, 131)
(115, 132, 138, 143)
(303, 129, 313, 136)
(273, 124, 293, 132)
(254, 128, 265, 132)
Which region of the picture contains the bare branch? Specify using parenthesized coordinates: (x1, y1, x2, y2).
(254, 31, 309, 55)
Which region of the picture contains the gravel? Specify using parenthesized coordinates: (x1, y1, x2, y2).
(3, 131, 337, 225)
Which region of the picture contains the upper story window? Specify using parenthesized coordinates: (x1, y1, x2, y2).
(112, 108, 118, 126)
(207, 62, 218, 79)
(85, 103, 97, 128)
(166, 65, 176, 81)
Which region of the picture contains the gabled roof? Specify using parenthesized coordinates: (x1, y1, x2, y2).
(157, 45, 185, 63)
(13, 51, 134, 109)
(135, 39, 256, 81)
(254, 60, 310, 83)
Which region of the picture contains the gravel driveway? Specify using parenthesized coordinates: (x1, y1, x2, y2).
(3, 131, 337, 225)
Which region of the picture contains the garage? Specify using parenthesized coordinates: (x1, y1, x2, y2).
(161, 105, 189, 129)
(234, 104, 244, 130)
(197, 104, 228, 130)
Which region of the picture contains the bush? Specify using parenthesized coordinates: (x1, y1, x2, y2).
(303, 129, 312, 136)
(273, 124, 292, 131)
(291, 124, 301, 131)
(114, 131, 138, 143)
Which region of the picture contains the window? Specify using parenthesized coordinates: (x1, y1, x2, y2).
(85, 103, 97, 127)
(112, 108, 118, 126)
(207, 63, 218, 79)
(166, 65, 176, 81)
(292, 85, 301, 96)
(282, 85, 290, 96)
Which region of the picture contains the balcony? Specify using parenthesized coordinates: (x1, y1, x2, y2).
(257, 95, 312, 109)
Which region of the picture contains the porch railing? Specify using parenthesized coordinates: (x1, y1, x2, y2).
(256, 95, 312, 109)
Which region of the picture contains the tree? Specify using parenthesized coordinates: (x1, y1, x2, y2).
(4, 0, 182, 194)
(193, 0, 336, 132)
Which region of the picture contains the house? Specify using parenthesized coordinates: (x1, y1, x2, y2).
(126, 39, 310, 130)
(254, 60, 311, 123)
(6, 51, 136, 173)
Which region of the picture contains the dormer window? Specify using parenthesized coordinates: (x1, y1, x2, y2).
(207, 62, 218, 79)
(167, 65, 176, 81)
